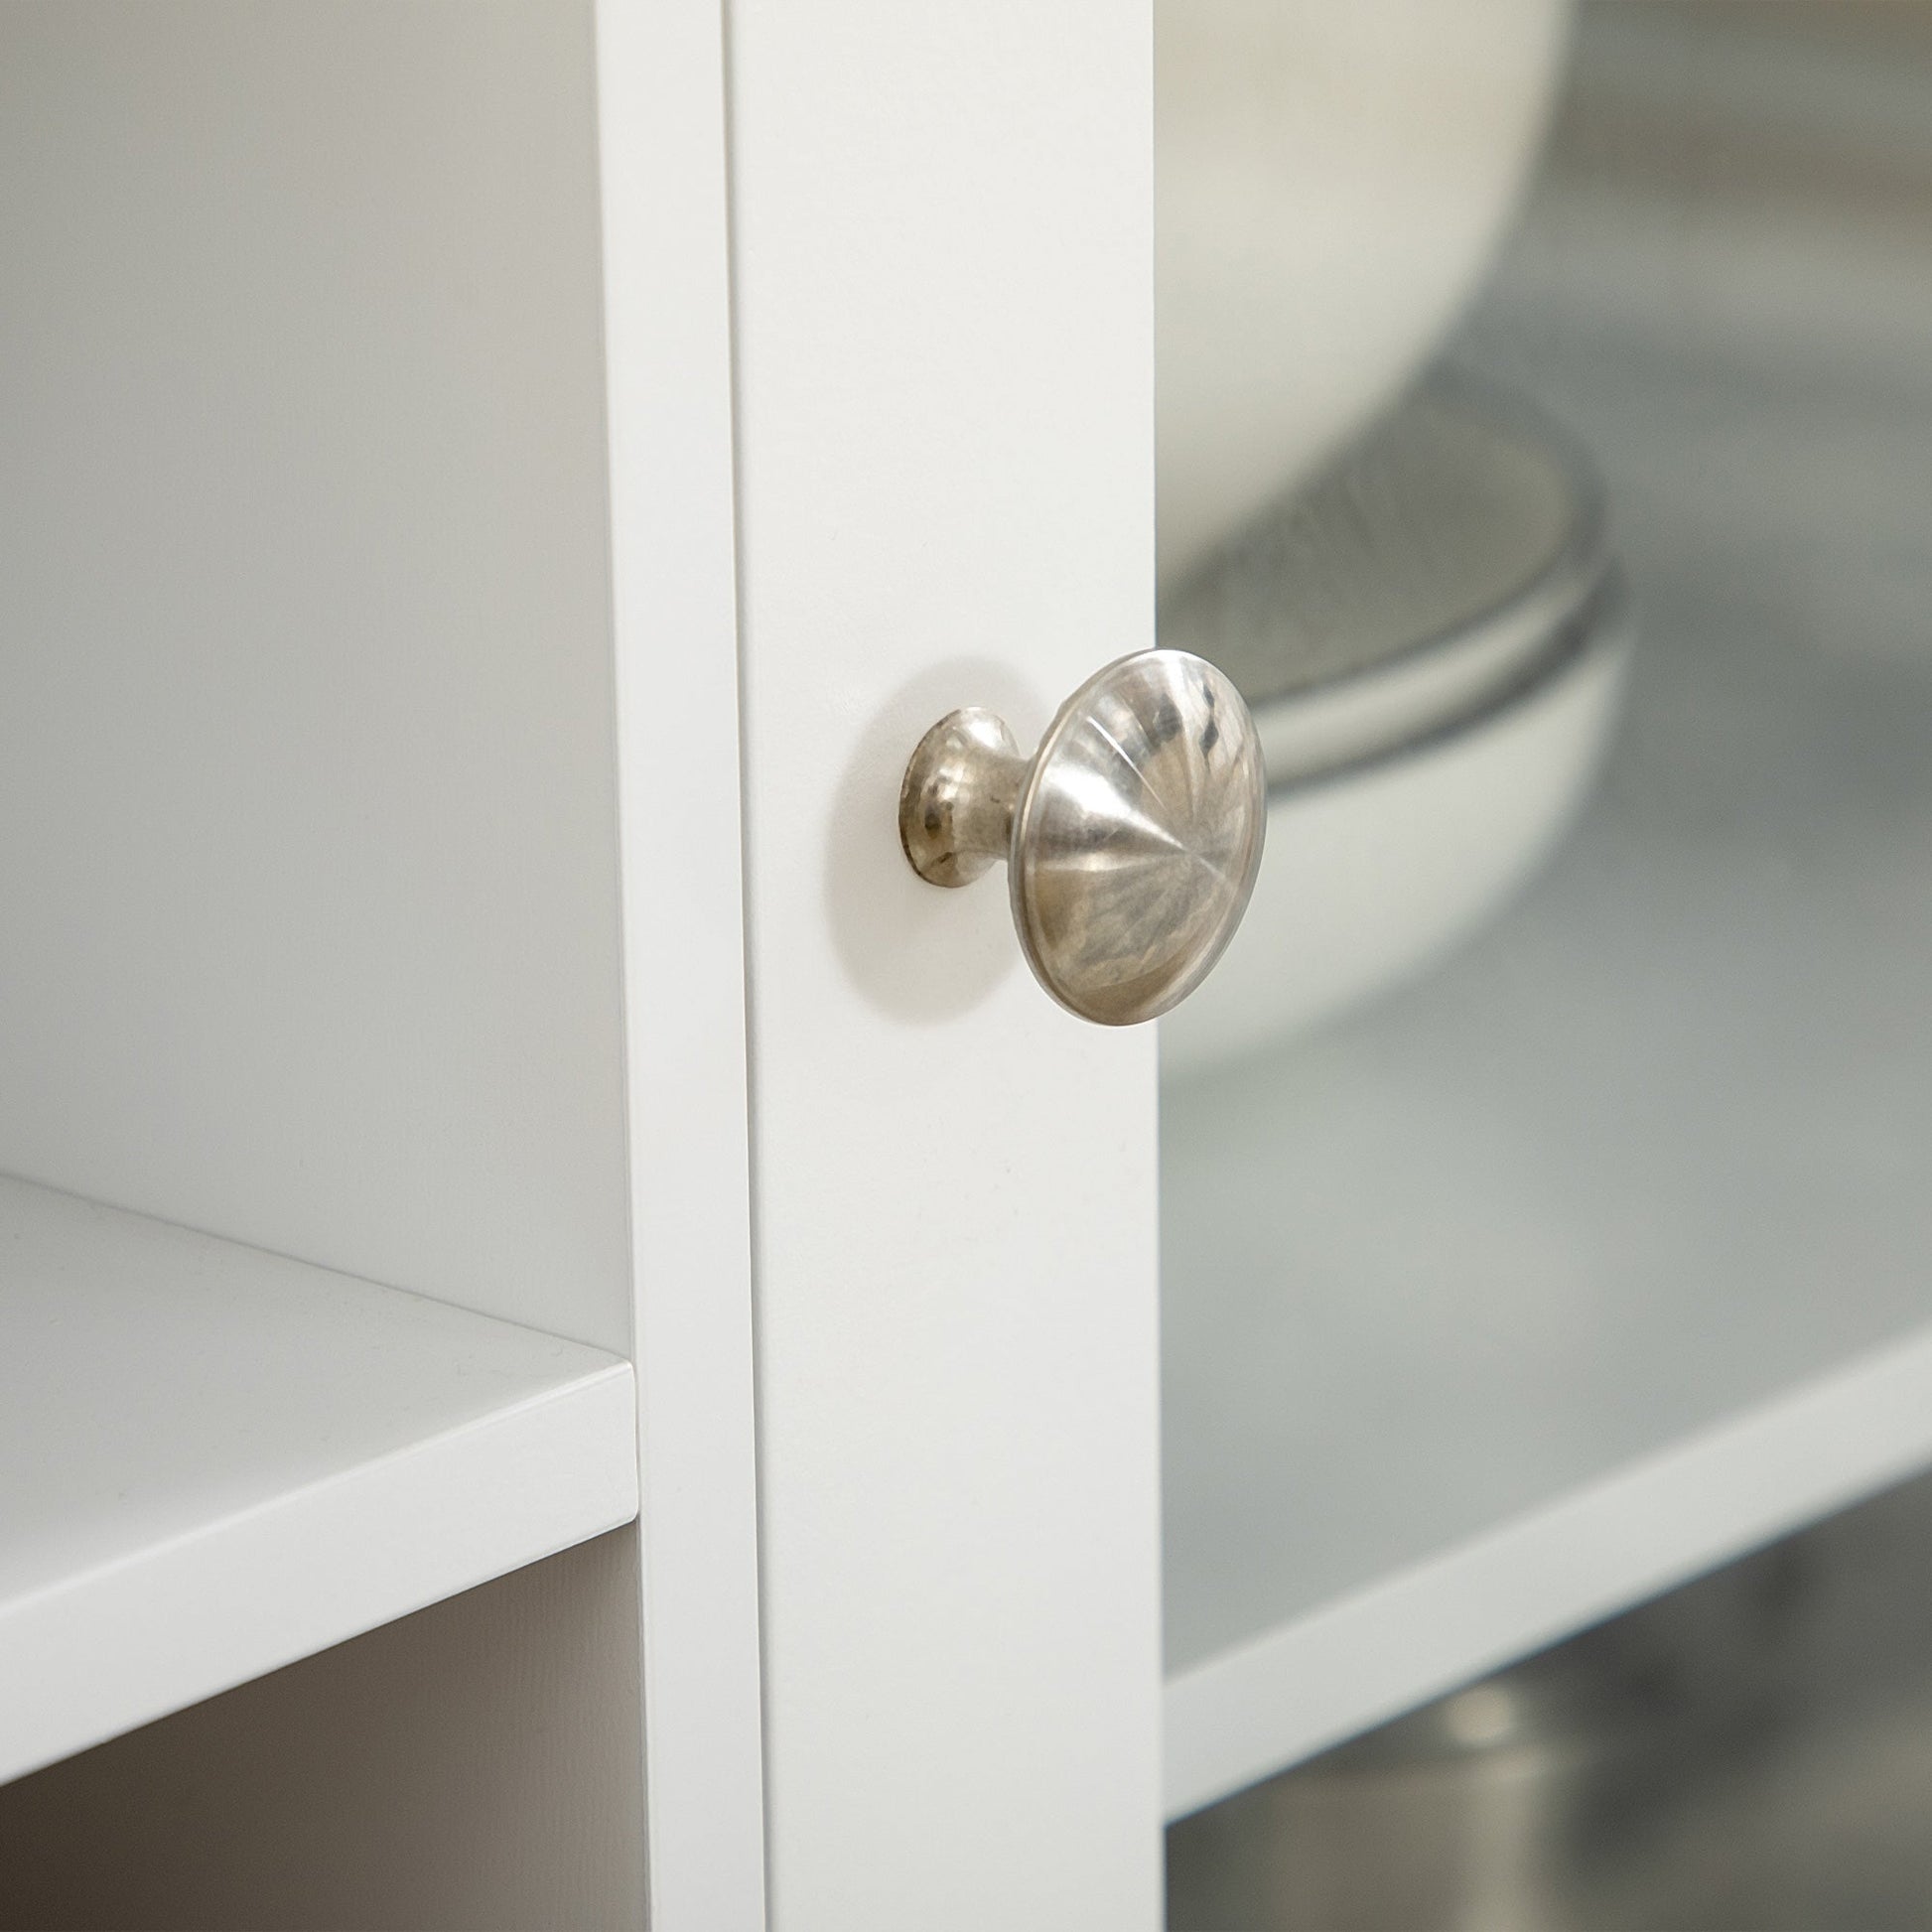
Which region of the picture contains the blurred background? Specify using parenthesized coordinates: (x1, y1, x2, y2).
(1170, 1465, 1932, 1930)
(1156, 2, 1932, 1925)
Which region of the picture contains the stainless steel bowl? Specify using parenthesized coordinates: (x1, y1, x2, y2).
(1169, 1476, 1932, 1932)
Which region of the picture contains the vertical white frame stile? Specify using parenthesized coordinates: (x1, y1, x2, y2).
(726, 2, 1165, 1926)
(595, 1, 767, 1924)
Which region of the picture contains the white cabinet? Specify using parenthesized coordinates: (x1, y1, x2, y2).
(0, 2, 1156, 1925)
(3, 3, 1930, 1928)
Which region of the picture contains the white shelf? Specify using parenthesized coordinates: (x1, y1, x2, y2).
(0, 1173, 636, 1785)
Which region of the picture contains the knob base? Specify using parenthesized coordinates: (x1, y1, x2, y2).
(898, 709, 1027, 888)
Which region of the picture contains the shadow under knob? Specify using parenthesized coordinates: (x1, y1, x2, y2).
(898, 649, 1266, 1026)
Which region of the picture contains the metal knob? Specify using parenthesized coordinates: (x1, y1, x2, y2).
(898, 648, 1266, 1025)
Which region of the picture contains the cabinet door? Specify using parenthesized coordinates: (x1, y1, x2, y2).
(719, 3, 1165, 1925)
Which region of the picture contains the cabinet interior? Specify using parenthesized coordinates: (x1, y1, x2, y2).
(0, 0, 628, 1352)
(0, 11, 643, 1917)
(1159, 0, 1932, 1818)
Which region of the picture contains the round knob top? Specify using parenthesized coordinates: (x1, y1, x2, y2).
(1016, 651, 1265, 1024)
(899, 649, 1266, 1026)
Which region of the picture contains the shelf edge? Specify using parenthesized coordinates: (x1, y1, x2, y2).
(1165, 1319, 1932, 1820)
(0, 1359, 638, 1787)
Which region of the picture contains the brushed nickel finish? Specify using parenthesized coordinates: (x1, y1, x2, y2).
(898, 650, 1266, 1026)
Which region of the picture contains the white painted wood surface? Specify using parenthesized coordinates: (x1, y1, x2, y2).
(596, 0, 767, 1921)
(725, 1, 1164, 1922)
(0, 8, 769, 1914)
(4, 0, 1166, 1917)
(0, 1173, 636, 1789)
(0, 1, 630, 1353)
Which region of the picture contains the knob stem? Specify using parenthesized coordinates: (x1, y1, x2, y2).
(899, 708, 1028, 887)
